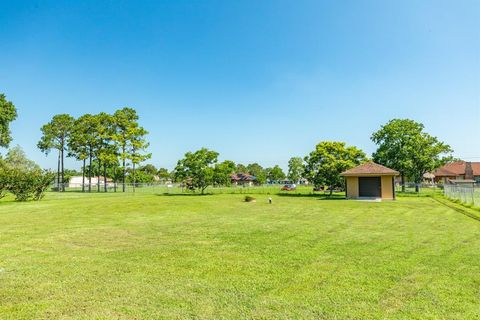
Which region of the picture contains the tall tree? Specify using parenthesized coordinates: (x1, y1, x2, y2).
(113, 107, 139, 192)
(371, 119, 452, 192)
(174, 148, 219, 194)
(38, 114, 75, 191)
(0, 94, 18, 149)
(68, 114, 98, 192)
(288, 157, 304, 183)
(304, 141, 367, 195)
(68, 117, 89, 192)
(95, 113, 117, 192)
(128, 126, 151, 192)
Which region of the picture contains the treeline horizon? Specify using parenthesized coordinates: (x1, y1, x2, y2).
(2, 93, 456, 196)
(37, 108, 150, 192)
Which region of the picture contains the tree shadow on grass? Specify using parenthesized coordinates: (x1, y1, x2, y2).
(154, 192, 347, 200)
(276, 193, 346, 200)
(155, 192, 217, 197)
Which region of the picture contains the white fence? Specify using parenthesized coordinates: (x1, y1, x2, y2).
(444, 184, 480, 207)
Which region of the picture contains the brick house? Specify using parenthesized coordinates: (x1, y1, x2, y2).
(432, 161, 480, 184)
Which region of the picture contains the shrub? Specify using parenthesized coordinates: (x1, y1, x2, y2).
(244, 195, 256, 202)
(3, 168, 55, 201)
(0, 167, 10, 199)
(32, 170, 56, 200)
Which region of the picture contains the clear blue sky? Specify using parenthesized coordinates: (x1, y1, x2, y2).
(1, 0, 479, 170)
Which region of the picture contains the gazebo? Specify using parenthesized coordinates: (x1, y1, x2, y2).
(340, 162, 399, 200)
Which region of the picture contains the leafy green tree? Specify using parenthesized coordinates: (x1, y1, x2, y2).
(304, 141, 367, 195)
(128, 164, 158, 184)
(128, 126, 151, 192)
(246, 163, 266, 184)
(68, 117, 89, 192)
(126, 168, 155, 183)
(106, 163, 124, 191)
(0, 94, 17, 149)
(236, 163, 248, 173)
(4, 145, 40, 171)
(94, 113, 117, 192)
(38, 114, 75, 191)
(157, 167, 171, 181)
(288, 157, 304, 183)
(140, 164, 158, 176)
(214, 160, 236, 186)
(266, 165, 286, 182)
(68, 114, 99, 192)
(113, 107, 143, 192)
(174, 148, 219, 194)
(371, 119, 452, 192)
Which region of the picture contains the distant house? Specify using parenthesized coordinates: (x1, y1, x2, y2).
(231, 173, 257, 186)
(340, 162, 399, 200)
(432, 161, 480, 184)
(68, 176, 114, 188)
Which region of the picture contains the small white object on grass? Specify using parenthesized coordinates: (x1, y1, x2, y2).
(268, 197, 272, 204)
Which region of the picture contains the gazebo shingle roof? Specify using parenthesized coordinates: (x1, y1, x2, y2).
(340, 162, 399, 176)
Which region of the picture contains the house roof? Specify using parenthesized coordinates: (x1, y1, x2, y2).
(433, 161, 480, 177)
(340, 162, 399, 176)
(472, 163, 480, 175)
(231, 173, 256, 181)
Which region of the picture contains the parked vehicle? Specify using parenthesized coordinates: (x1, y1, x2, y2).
(281, 184, 297, 191)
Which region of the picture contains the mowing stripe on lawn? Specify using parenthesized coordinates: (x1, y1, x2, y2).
(430, 197, 480, 222)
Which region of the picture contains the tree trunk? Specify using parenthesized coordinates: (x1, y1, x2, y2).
(61, 147, 65, 192)
(415, 178, 420, 193)
(114, 166, 117, 192)
(122, 146, 126, 193)
(133, 162, 136, 193)
(122, 159, 126, 192)
(97, 160, 101, 193)
(82, 158, 86, 193)
(401, 174, 405, 192)
(88, 152, 92, 193)
(104, 163, 107, 192)
(57, 150, 61, 192)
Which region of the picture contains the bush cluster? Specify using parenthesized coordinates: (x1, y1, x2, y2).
(0, 167, 55, 201)
(244, 195, 256, 202)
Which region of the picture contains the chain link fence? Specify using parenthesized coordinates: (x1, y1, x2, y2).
(55, 182, 317, 195)
(394, 183, 442, 195)
(444, 184, 480, 207)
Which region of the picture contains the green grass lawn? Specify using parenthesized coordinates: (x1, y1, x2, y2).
(1, 193, 479, 319)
